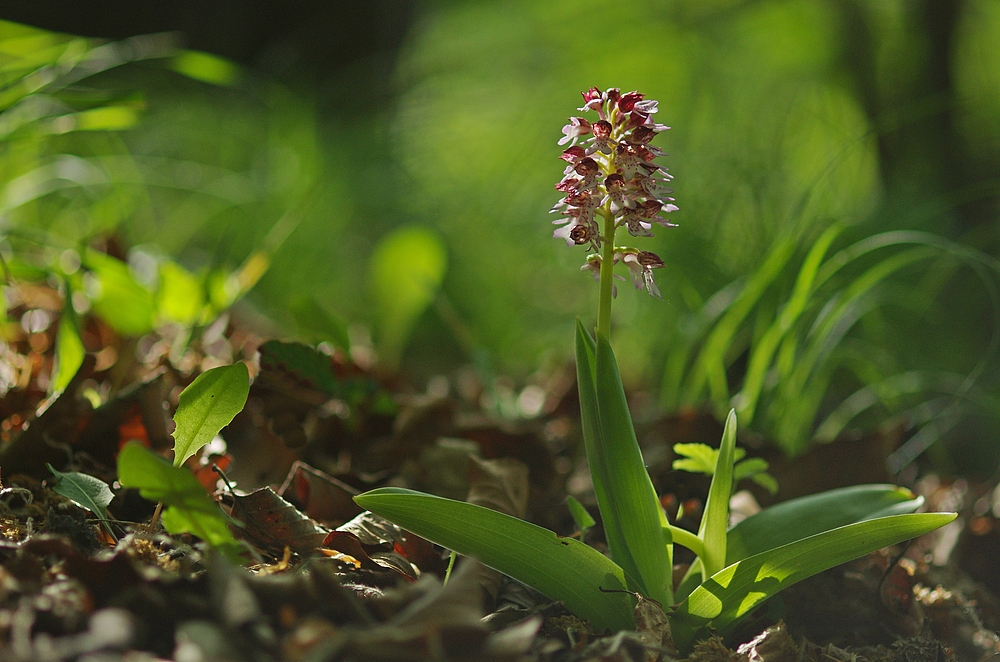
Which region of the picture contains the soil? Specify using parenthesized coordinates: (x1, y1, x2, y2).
(0, 310, 998, 662)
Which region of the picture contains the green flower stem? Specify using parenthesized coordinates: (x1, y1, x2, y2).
(665, 525, 705, 562)
(597, 207, 617, 339)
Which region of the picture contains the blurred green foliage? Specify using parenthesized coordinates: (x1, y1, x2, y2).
(3, 0, 1000, 465)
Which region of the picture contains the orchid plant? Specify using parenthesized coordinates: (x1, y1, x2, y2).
(354, 87, 955, 653)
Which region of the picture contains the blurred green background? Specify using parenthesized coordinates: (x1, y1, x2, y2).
(1, 1, 999, 470)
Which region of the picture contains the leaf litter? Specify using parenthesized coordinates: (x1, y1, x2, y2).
(0, 303, 996, 661)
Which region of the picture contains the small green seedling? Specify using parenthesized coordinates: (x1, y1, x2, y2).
(355, 87, 955, 653)
(118, 361, 249, 556)
(47, 463, 116, 540)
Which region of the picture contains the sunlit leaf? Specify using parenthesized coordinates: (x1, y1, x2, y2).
(72, 105, 141, 131)
(672, 512, 956, 652)
(156, 261, 204, 325)
(354, 487, 635, 632)
(51, 302, 85, 395)
(46, 463, 113, 520)
(370, 226, 447, 367)
(170, 50, 240, 86)
(672, 443, 746, 475)
(84, 251, 155, 336)
(117, 443, 241, 557)
(172, 363, 250, 467)
(726, 484, 925, 564)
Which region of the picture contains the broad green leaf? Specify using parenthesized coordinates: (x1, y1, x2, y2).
(370, 226, 447, 368)
(117, 443, 240, 555)
(736, 223, 843, 426)
(51, 303, 85, 395)
(575, 321, 644, 592)
(672, 512, 956, 652)
(726, 484, 924, 564)
(566, 495, 595, 534)
(172, 363, 250, 467)
(47, 464, 113, 520)
(594, 332, 672, 605)
(698, 410, 737, 578)
(354, 487, 635, 632)
(84, 251, 155, 336)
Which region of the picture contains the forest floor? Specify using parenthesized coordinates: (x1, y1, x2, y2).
(0, 305, 998, 662)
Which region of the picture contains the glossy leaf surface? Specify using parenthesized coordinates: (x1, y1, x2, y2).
(673, 512, 956, 652)
(592, 331, 672, 605)
(354, 487, 635, 632)
(172, 363, 250, 467)
(726, 484, 924, 564)
(575, 321, 643, 593)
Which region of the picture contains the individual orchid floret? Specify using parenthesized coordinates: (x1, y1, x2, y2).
(622, 250, 665, 298)
(587, 120, 614, 155)
(559, 117, 593, 146)
(552, 86, 677, 298)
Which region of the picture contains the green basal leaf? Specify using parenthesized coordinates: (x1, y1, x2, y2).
(594, 331, 672, 605)
(575, 320, 644, 593)
(117, 443, 242, 559)
(698, 410, 737, 578)
(51, 301, 85, 395)
(354, 487, 635, 632)
(172, 363, 250, 467)
(46, 464, 113, 520)
(672, 512, 956, 652)
(726, 484, 924, 564)
(566, 495, 596, 535)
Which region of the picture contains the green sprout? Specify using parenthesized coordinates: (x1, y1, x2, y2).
(354, 87, 955, 653)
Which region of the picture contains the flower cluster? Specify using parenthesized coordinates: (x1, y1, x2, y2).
(552, 87, 677, 297)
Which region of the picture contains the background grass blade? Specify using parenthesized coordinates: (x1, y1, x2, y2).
(672, 512, 956, 652)
(354, 487, 635, 632)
